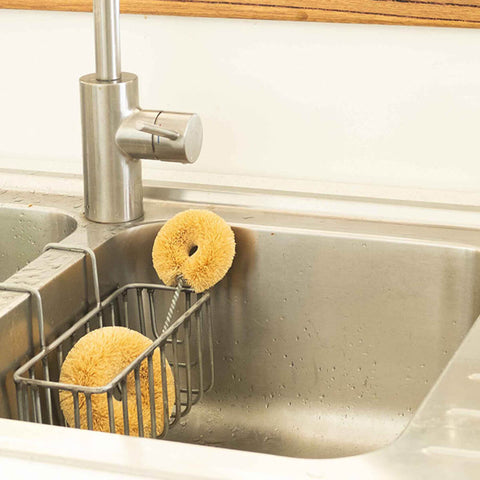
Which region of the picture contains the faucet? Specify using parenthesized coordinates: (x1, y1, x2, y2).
(81, 0, 203, 223)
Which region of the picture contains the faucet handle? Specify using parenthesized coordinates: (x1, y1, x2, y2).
(152, 112, 203, 164)
(135, 121, 180, 141)
(117, 110, 203, 164)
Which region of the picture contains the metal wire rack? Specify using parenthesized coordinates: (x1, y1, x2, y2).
(4, 243, 213, 439)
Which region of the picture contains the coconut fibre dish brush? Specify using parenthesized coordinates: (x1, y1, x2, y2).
(58, 210, 232, 437)
(152, 209, 235, 294)
(152, 209, 235, 333)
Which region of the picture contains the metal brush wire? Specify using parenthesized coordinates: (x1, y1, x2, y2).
(164, 276, 184, 334)
(10, 243, 214, 438)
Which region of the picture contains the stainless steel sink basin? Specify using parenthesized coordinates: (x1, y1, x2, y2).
(0, 205, 76, 282)
(1, 182, 480, 478)
(91, 223, 480, 458)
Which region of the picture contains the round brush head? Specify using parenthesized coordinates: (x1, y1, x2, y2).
(152, 209, 235, 293)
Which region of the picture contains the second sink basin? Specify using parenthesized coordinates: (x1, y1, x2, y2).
(0, 204, 76, 282)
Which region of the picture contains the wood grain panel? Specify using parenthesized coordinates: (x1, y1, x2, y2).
(2, 0, 480, 28)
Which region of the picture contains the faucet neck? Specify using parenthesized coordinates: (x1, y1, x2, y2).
(94, 0, 121, 81)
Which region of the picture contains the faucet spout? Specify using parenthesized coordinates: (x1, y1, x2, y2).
(94, 0, 121, 81)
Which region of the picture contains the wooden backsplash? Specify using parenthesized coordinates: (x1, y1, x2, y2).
(1, 0, 480, 28)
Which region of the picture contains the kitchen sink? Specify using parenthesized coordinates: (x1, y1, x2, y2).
(0, 204, 76, 282)
(93, 222, 480, 458)
(1, 182, 480, 478)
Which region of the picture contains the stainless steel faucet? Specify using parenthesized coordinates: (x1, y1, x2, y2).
(80, 0, 203, 223)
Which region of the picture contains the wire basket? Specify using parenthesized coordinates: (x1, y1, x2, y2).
(3, 243, 213, 439)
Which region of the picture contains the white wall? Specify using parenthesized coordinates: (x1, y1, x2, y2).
(0, 9, 479, 192)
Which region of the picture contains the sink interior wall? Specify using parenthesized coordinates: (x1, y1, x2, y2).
(95, 224, 480, 458)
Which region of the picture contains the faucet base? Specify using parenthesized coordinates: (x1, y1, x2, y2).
(80, 72, 143, 223)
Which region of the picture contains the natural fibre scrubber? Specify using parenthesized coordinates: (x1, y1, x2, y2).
(152, 209, 235, 294)
(59, 327, 175, 437)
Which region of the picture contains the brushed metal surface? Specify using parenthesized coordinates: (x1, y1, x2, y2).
(91, 223, 480, 458)
(0, 205, 76, 282)
(80, 72, 144, 223)
(94, 0, 121, 81)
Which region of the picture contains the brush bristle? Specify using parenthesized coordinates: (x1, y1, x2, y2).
(152, 209, 235, 293)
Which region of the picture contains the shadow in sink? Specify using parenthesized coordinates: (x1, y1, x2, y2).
(0, 204, 77, 282)
(2, 219, 480, 460)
